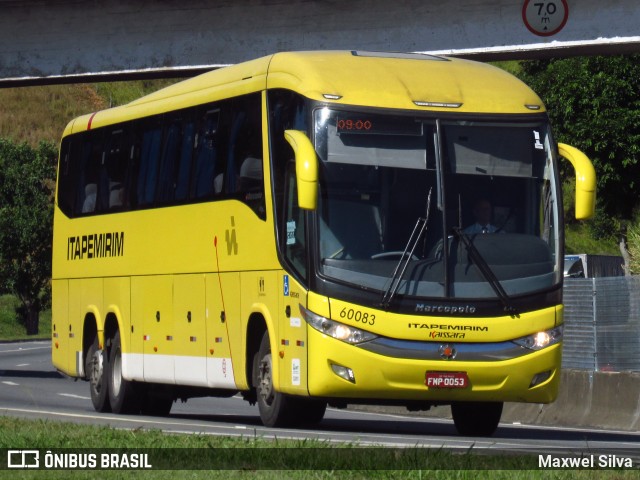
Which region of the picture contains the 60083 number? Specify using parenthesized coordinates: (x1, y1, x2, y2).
(339, 307, 375, 326)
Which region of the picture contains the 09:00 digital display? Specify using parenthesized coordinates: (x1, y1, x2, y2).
(337, 119, 372, 131)
(335, 113, 422, 136)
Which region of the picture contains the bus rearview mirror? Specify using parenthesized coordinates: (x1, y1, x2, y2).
(558, 143, 596, 220)
(284, 130, 318, 210)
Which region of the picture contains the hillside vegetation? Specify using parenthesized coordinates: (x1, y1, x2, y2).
(0, 80, 177, 146)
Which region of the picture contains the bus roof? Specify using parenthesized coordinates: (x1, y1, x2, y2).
(65, 51, 545, 135)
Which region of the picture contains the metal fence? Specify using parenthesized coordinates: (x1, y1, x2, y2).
(563, 277, 640, 371)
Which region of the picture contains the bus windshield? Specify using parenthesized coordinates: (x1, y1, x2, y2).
(313, 107, 561, 301)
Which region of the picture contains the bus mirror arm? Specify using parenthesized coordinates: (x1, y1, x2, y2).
(558, 143, 596, 220)
(284, 130, 318, 210)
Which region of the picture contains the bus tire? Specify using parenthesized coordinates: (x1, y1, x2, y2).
(86, 336, 110, 412)
(254, 331, 298, 427)
(107, 330, 141, 414)
(451, 401, 503, 437)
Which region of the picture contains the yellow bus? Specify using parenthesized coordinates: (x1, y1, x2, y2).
(52, 51, 595, 436)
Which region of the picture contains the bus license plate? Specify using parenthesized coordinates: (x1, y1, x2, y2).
(425, 371, 469, 389)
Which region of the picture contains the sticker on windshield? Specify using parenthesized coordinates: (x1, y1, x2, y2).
(533, 131, 544, 150)
(287, 220, 296, 245)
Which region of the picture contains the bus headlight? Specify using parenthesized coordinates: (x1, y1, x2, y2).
(300, 305, 378, 345)
(513, 325, 563, 351)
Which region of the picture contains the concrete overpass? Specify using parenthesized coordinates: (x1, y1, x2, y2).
(1, 0, 639, 86)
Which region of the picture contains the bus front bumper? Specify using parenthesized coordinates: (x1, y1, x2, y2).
(306, 327, 561, 404)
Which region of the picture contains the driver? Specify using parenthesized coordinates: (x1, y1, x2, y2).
(464, 199, 498, 234)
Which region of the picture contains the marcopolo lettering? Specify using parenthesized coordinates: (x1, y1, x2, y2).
(415, 304, 477, 314)
(67, 232, 125, 260)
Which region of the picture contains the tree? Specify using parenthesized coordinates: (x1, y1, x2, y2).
(518, 55, 640, 220)
(0, 139, 57, 335)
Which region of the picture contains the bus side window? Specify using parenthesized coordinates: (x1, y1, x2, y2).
(157, 120, 182, 204)
(175, 121, 195, 202)
(193, 109, 220, 199)
(227, 94, 265, 218)
(268, 89, 309, 279)
(57, 137, 81, 217)
(136, 124, 162, 207)
(100, 129, 130, 211)
(79, 136, 102, 214)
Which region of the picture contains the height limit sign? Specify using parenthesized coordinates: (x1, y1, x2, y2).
(522, 0, 569, 36)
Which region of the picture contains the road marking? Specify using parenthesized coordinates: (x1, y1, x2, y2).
(15, 363, 29, 367)
(58, 393, 90, 400)
(0, 346, 50, 354)
(0, 406, 256, 432)
(2, 381, 19, 386)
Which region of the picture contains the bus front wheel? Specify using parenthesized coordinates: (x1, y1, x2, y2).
(451, 401, 503, 436)
(254, 332, 298, 427)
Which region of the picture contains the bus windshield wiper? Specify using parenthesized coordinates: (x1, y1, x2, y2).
(451, 227, 518, 317)
(380, 188, 432, 309)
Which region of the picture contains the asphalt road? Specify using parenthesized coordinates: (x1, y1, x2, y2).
(1, 340, 640, 462)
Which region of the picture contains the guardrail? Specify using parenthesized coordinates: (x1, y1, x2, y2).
(563, 277, 640, 372)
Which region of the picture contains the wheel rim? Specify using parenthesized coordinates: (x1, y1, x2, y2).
(258, 353, 274, 406)
(90, 350, 104, 394)
(111, 347, 122, 398)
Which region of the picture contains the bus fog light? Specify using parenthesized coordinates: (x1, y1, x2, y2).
(530, 370, 552, 388)
(331, 363, 356, 383)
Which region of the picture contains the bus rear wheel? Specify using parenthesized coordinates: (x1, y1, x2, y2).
(451, 401, 503, 437)
(107, 330, 141, 414)
(87, 336, 110, 412)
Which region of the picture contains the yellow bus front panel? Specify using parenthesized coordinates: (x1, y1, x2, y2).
(306, 325, 561, 404)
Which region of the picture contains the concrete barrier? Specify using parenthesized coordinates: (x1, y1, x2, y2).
(502, 370, 640, 431)
(349, 370, 640, 431)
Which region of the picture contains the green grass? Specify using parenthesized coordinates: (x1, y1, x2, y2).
(565, 223, 621, 256)
(0, 417, 635, 479)
(0, 295, 50, 341)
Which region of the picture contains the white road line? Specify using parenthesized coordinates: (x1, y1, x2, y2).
(2, 381, 19, 386)
(58, 393, 90, 400)
(0, 346, 51, 354)
(15, 363, 29, 367)
(0, 406, 256, 431)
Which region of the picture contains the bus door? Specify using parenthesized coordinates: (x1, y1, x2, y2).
(277, 273, 309, 395)
(277, 159, 310, 395)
